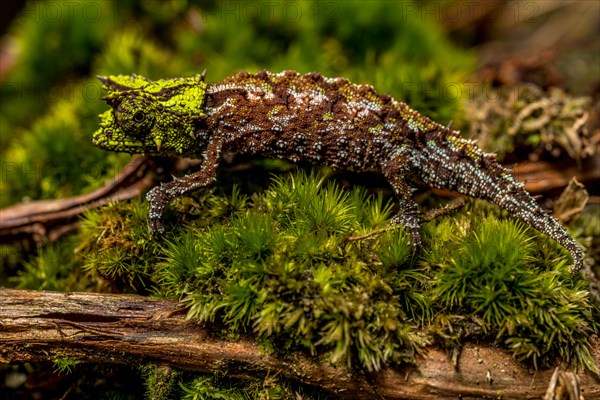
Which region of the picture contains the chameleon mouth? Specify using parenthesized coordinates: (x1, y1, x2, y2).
(92, 129, 146, 152)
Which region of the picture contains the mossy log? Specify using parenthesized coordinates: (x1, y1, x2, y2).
(1, 289, 598, 399)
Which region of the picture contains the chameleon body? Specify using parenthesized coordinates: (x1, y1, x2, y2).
(93, 70, 584, 272)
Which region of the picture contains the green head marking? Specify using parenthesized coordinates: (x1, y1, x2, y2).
(93, 74, 208, 156)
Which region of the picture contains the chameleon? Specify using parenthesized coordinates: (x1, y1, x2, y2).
(92, 70, 584, 273)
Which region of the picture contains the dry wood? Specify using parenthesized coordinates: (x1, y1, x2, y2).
(1, 289, 598, 399)
(0, 156, 154, 245)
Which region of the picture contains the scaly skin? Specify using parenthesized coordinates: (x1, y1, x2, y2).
(92, 70, 585, 272)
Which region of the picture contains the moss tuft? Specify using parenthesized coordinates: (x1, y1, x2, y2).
(431, 211, 597, 372)
(53, 357, 79, 375)
(165, 171, 430, 371)
(78, 199, 162, 292)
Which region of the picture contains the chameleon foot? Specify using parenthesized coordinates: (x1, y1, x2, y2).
(148, 216, 166, 235)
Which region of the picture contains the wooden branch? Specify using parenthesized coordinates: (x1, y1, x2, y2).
(1, 289, 598, 399)
(0, 156, 155, 245)
(509, 156, 600, 196)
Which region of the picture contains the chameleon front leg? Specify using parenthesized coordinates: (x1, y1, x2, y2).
(146, 141, 223, 234)
(381, 156, 422, 250)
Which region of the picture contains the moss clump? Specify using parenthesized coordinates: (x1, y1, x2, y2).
(80, 171, 598, 375)
(177, 373, 325, 400)
(53, 357, 79, 375)
(140, 365, 181, 400)
(9, 236, 91, 292)
(430, 215, 596, 371)
(169, 172, 429, 371)
(78, 199, 162, 292)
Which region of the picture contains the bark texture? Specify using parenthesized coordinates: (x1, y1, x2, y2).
(1, 289, 598, 399)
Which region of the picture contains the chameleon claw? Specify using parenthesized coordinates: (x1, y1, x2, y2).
(149, 217, 166, 236)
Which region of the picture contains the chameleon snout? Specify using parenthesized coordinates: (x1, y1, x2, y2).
(92, 128, 112, 148)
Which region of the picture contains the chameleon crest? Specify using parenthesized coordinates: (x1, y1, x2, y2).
(93, 74, 208, 156)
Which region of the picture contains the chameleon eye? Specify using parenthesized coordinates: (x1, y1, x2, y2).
(115, 99, 154, 136)
(133, 111, 146, 123)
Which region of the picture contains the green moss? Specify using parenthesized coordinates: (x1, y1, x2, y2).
(78, 199, 162, 292)
(9, 235, 92, 291)
(179, 376, 247, 400)
(428, 206, 598, 372)
(80, 171, 597, 375)
(53, 357, 79, 375)
(140, 365, 181, 400)
(177, 373, 329, 400)
(79, 171, 428, 371)
(138, 365, 333, 400)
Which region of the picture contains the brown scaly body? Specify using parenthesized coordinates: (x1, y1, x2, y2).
(93, 70, 585, 272)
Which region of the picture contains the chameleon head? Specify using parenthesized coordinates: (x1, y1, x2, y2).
(92, 74, 208, 156)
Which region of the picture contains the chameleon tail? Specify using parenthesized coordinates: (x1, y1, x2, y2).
(463, 157, 584, 273)
(481, 164, 584, 273)
(417, 133, 584, 272)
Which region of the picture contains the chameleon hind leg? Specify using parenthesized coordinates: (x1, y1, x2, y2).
(381, 157, 422, 250)
(146, 141, 223, 234)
